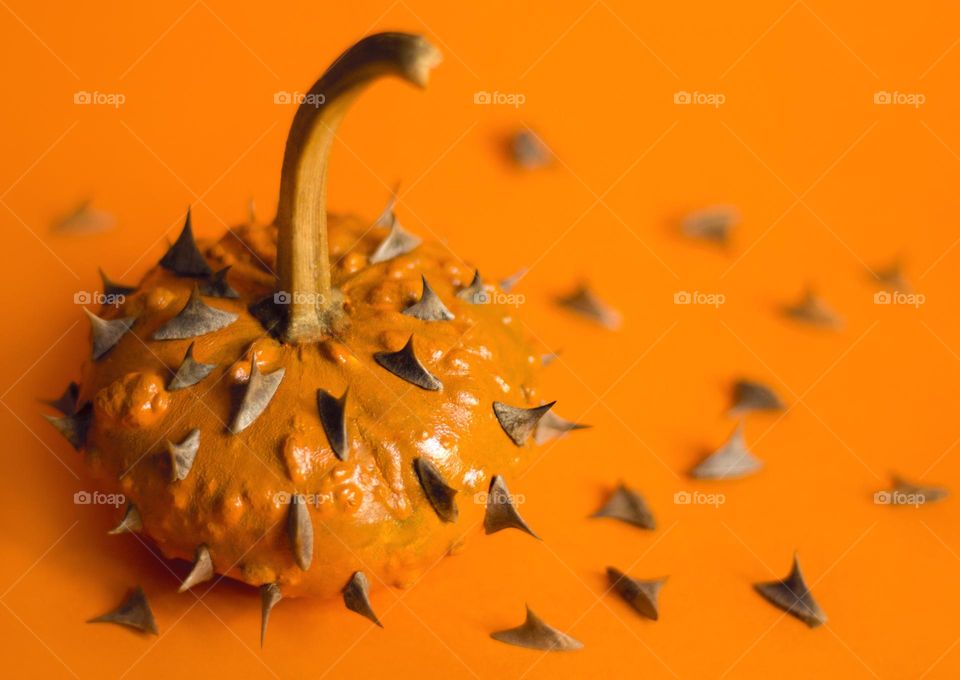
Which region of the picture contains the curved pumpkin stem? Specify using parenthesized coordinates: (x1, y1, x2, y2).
(273, 32, 442, 343)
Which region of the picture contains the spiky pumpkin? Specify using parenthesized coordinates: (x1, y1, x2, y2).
(47, 33, 570, 633)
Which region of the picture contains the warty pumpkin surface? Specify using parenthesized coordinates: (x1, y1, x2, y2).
(51, 33, 557, 605)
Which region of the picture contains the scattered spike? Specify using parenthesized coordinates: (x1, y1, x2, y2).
(52, 199, 115, 234)
(881, 475, 949, 505)
(690, 423, 762, 480)
(199, 266, 240, 299)
(511, 129, 552, 169)
(42, 381, 79, 416)
(592, 483, 656, 530)
(493, 401, 555, 446)
(316, 388, 349, 460)
(229, 361, 285, 434)
(374, 336, 442, 391)
(98, 268, 136, 298)
(167, 342, 216, 391)
(541, 351, 561, 367)
(875, 258, 911, 292)
(491, 606, 583, 651)
(369, 194, 421, 263)
(402, 276, 455, 321)
(607, 568, 667, 621)
(556, 283, 621, 330)
(159, 209, 213, 277)
(457, 270, 485, 302)
(730, 379, 784, 415)
(342, 571, 382, 627)
(168, 429, 200, 482)
(84, 308, 135, 360)
(288, 494, 314, 571)
(88, 586, 158, 635)
(44, 403, 92, 449)
(534, 410, 590, 445)
(151, 286, 238, 340)
(681, 205, 740, 246)
(179, 545, 214, 593)
(413, 458, 458, 523)
(754, 555, 827, 628)
(260, 582, 282, 647)
(109, 504, 142, 535)
(783, 289, 842, 329)
(500, 268, 526, 292)
(484, 475, 539, 538)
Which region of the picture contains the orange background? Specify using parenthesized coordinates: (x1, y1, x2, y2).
(2, 1, 959, 678)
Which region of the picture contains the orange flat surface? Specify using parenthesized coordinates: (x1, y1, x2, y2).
(2, 1, 959, 678)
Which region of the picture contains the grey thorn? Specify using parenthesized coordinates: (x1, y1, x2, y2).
(369, 194, 421, 263)
(607, 567, 667, 621)
(457, 270, 485, 302)
(87, 586, 158, 635)
(44, 402, 92, 450)
(316, 388, 349, 460)
(151, 286, 239, 340)
(556, 283, 621, 330)
(690, 423, 762, 480)
(167, 342, 217, 391)
(168, 429, 200, 482)
(159, 208, 213, 277)
(591, 483, 656, 531)
(260, 582, 282, 647)
(374, 336, 442, 391)
(490, 605, 583, 651)
(533, 410, 590, 445)
(342, 571, 382, 627)
(108, 504, 142, 535)
(199, 266, 240, 299)
(413, 457, 458, 523)
(230, 361, 285, 434)
(179, 545, 214, 593)
(402, 276, 454, 321)
(730, 379, 784, 415)
(98, 268, 136, 297)
(753, 554, 827, 628)
(288, 494, 314, 571)
(493, 401, 555, 447)
(84, 308, 135, 360)
(484, 475, 539, 539)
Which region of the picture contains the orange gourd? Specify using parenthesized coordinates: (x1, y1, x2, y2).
(45, 33, 572, 632)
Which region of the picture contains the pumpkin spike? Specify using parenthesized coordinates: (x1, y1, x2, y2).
(168, 429, 200, 482)
(44, 402, 92, 450)
(754, 554, 827, 628)
(167, 342, 217, 391)
(41, 381, 79, 416)
(151, 286, 239, 341)
(493, 401, 555, 446)
(681, 205, 740, 246)
(511, 129, 552, 169)
(179, 545, 214, 593)
(499, 268, 526, 293)
(402, 275, 455, 321)
(84, 307, 135, 360)
(342, 571, 382, 627)
(230, 361, 285, 434)
(882, 475, 949, 505)
(730, 379, 784, 415)
(316, 388, 349, 460)
(98, 268, 136, 298)
(159, 208, 213, 277)
(457, 270, 484, 302)
(690, 422, 762, 480)
(288, 494, 314, 571)
(541, 351, 561, 367)
(374, 336, 442, 391)
(88, 586, 158, 635)
(52, 198, 115, 234)
(369, 192, 422, 264)
(490, 605, 583, 651)
(534, 410, 590, 445)
(260, 582, 282, 647)
(109, 504, 143, 535)
(607, 568, 667, 621)
(783, 288, 842, 329)
(270, 33, 441, 343)
(592, 483, 655, 530)
(874, 257, 911, 292)
(413, 457, 458, 522)
(199, 266, 240, 299)
(556, 283, 621, 330)
(484, 475, 539, 538)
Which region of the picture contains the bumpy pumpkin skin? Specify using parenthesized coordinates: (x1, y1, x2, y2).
(80, 213, 543, 598)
